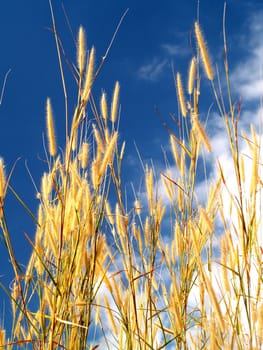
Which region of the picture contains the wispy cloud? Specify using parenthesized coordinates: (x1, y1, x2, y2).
(161, 43, 189, 57)
(232, 12, 263, 101)
(137, 58, 168, 81)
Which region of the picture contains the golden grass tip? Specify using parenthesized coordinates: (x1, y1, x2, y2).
(46, 97, 57, 157)
(194, 21, 214, 81)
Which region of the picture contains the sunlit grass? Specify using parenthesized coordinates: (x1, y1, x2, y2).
(0, 6, 262, 350)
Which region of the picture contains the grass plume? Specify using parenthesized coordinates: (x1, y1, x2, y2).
(46, 97, 57, 157)
(77, 25, 86, 77)
(195, 21, 214, 81)
(176, 72, 187, 117)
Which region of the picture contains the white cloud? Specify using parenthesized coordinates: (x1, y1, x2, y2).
(137, 58, 168, 81)
(232, 12, 263, 102)
(161, 43, 189, 57)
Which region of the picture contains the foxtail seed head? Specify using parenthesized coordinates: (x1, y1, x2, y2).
(78, 142, 89, 169)
(111, 81, 120, 123)
(77, 26, 86, 76)
(188, 57, 196, 94)
(192, 112, 211, 152)
(46, 98, 57, 156)
(0, 328, 6, 347)
(145, 166, 154, 215)
(99, 132, 118, 176)
(82, 46, 95, 103)
(194, 22, 214, 81)
(100, 92, 108, 122)
(176, 72, 187, 117)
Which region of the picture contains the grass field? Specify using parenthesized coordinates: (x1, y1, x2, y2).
(0, 5, 262, 350)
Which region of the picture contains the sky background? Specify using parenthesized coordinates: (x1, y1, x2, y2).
(0, 0, 263, 337)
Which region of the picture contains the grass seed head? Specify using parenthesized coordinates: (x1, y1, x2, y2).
(0, 328, 5, 347)
(176, 72, 187, 117)
(195, 22, 214, 81)
(82, 46, 95, 103)
(100, 92, 108, 122)
(104, 295, 118, 335)
(111, 81, 120, 123)
(192, 112, 211, 152)
(199, 205, 214, 234)
(78, 141, 89, 169)
(188, 57, 196, 94)
(46, 98, 57, 156)
(99, 131, 118, 176)
(220, 236, 231, 292)
(77, 26, 86, 76)
(145, 166, 154, 215)
(200, 267, 225, 333)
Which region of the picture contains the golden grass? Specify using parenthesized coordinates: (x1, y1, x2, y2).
(100, 91, 108, 122)
(0, 10, 262, 350)
(176, 72, 187, 117)
(194, 21, 214, 81)
(46, 98, 57, 157)
(111, 81, 120, 123)
(82, 46, 95, 104)
(188, 56, 196, 95)
(77, 26, 86, 77)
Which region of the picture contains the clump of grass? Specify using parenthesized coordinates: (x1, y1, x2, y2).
(0, 6, 262, 350)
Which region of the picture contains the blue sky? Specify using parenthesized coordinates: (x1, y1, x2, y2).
(1, 0, 263, 339)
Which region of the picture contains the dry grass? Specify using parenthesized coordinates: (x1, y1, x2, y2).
(0, 8, 262, 350)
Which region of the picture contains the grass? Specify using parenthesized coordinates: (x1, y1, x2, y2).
(0, 5, 263, 350)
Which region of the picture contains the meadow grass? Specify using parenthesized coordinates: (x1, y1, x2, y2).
(0, 8, 262, 350)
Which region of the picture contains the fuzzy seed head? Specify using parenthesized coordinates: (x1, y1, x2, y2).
(71, 128, 78, 152)
(77, 26, 86, 76)
(221, 236, 231, 292)
(144, 216, 149, 247)
(105, 201, 114, 225)
(170, 135, 180, 169)
(200, 267, 225, 332)
(99, 132, 118, 176)
(176, 73, 187, 117)
(93, 124, 104, 156)
(83, 46, 95, 103)
(46, 98, 57, 156)
(192, 112, 211, 152)
(199, 205, 214, 234)
(104, 295, 118, 335)
(0, 328, 6, 347)
(100, 92, 108, 122)
(195, 22, 214, 80)
(111, 81, 120, 123)
(188, 57, 196, 94)
(145, 166, 154, 215)
(78, 142, 89, 169)
(119, 142, 126, 163)
(239, 154, 245, 184)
